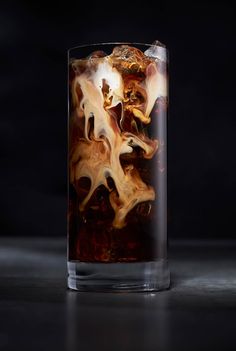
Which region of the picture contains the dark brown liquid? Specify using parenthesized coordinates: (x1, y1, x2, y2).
(68, 157, 159, 262)
(68, 45, 167, 262)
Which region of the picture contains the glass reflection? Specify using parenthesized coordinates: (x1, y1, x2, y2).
(66, 291, 169, 351)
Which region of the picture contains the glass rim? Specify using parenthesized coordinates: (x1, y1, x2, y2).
(68, 41, 167, 54)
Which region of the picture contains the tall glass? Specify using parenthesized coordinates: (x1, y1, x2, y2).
(67, 42, 170, 291)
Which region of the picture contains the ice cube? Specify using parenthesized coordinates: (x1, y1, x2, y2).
(87, 50, 107, 59)
(110, 45, 151, 73)
(111, 45, 144, 63)
(144, 40, 167, 62)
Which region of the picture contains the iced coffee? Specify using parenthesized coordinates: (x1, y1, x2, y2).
(68, 43, 167, 263)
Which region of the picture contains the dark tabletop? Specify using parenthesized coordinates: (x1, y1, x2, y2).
(0, 238, 236, 351)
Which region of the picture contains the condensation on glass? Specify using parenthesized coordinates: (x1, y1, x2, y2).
(67, 42, 170, 291)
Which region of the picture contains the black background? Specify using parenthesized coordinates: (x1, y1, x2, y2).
(1, 0, 235, 239)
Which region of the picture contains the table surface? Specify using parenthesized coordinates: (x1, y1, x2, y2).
(0, 238, 236, 351)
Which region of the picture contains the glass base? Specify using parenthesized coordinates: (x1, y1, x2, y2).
(68, 260, 170, 292)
